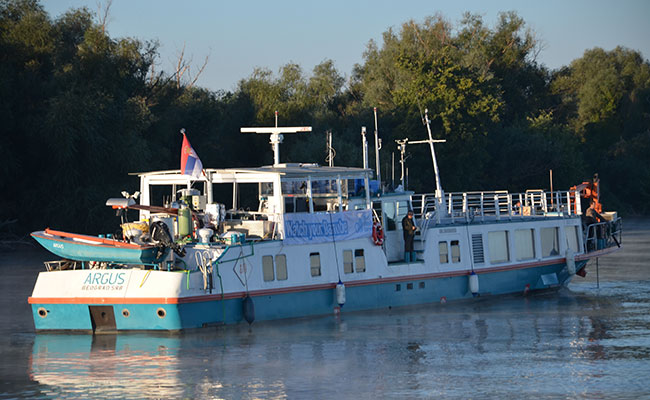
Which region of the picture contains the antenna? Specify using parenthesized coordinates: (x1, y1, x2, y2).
(325, 130, 335, 167)
(361, 126, 369, 169)
(241, 111, 311, 166)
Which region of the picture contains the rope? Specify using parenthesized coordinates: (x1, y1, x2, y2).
(328, 213, 342, 282)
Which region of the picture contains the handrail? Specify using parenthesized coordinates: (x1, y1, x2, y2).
(584, 217, 622, 253)
(412, 189, 582, 224)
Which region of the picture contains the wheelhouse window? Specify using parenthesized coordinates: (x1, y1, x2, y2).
(310, 252, 321, 277)
(488, 231, 510, 264)
(514, 229, 535, 261)
(439, 241, 449, 264)
(541, 227, 560, 257)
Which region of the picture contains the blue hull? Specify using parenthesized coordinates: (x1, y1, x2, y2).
(32, 260, 585, 331)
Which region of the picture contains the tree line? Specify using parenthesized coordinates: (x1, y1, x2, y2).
(1, 0, 649, 236)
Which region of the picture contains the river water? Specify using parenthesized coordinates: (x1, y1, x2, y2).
(1, 219, 649, 399)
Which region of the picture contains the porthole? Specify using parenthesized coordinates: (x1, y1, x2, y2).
(122, 309, 130, 318)
(156, 308, 166, 318)
(37, 307, 48, 318)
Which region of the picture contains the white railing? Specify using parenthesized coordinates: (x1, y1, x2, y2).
(584, 217, 622, 253)
(412, 189, 582, 224)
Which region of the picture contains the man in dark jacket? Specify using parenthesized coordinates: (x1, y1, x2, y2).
(402, 210, 417, 263)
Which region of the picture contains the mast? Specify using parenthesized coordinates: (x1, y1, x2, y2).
(395, 138, 409, 189)
(422, 109, 444, 204)
(361, 126, 369, 169)
(373, 107, 382, 192)
(241, 111, 311, 166)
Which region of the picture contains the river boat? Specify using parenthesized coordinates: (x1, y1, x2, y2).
(28, 115, 623, 332)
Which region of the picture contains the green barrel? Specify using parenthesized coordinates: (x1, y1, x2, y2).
(178, 206, 192, 237)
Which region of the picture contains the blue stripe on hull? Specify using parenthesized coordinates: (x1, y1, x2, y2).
(32, 260, 585, 331)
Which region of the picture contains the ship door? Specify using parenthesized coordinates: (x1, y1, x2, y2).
(89, 306, 117, 333)
(380, 199, 411, 262)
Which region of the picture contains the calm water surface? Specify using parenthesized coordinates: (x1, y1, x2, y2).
(1, 219, 649, 399)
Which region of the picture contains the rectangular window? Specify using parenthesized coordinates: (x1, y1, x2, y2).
(514, 229, 535, 261)
(450, 240, 461, 263)
(541, 227, 560, 257)
(310, 252, 321, 277)
(343, 250, 354, 274)
(488, 231, 510, 264)
(439, 241, 449, 264)
(406, 283, 413, 290)
(566, 226, 580, 253)
(276, 254, 287, 280)
(355, 249, 366, 272)
(262, 255, 274, 281)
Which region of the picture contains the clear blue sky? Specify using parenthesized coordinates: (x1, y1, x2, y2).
(43, 0, 650, 93)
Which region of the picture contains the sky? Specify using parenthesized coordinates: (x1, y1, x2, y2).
(43, 0, 650, 93)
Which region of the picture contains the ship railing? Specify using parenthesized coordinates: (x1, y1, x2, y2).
(584, 217, 622, 253)
(413, 189, 582, 226)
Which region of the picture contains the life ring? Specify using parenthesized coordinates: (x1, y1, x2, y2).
(372, 221, 384, 245)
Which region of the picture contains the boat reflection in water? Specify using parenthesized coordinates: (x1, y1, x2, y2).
(29, 334, 186, 399)
(28, 282, 649, 399)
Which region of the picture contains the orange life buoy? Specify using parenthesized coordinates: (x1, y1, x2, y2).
(372, 221, 384, 246)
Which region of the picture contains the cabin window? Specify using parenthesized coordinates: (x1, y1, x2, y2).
(438, 241, 449, 264)
(260, 182, 274, 195)
(514, 229, 535, 261)
(310, 252, 321, 277)
(262, 255, 274, 281)
(450, 240, 461, 263)
(343, 250, 354, 274)
(355, 249, 366, 272)
(566, 226, 580, 253)
(488, 231, 510, 264)
(276, 254, 288, 280)
(541, 227, 560, 257)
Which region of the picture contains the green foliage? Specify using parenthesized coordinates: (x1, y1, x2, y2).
(1, 1, 648, 237)
(551, 46, 650, 213)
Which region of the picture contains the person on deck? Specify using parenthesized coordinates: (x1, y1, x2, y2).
(584, 201, 605, 250)
(584, 201, 603, 225)
(402, 210, 417, 263)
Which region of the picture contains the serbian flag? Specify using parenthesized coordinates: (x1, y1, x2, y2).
(180, 129, 203, 178)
